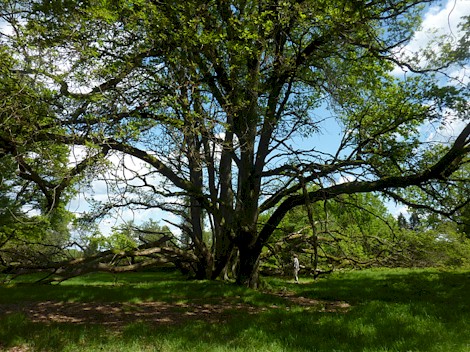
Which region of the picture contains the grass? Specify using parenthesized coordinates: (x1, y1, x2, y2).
(0, 268, 469, 351)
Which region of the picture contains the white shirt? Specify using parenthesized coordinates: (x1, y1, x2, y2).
(293, 257, 299, 270)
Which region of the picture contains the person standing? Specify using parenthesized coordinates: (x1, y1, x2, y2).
(293, 254, 300, 283)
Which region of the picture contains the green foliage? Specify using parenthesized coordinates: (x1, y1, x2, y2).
(264, 193, 399, 273)
(134, 219, 173, 244)
(0, 37, 77, 242)
(103, 224, 137, 251)
(264, 191, 470, 274)
(0, 208, 74, 269)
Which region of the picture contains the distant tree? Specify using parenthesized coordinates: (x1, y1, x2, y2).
(458, 205, 470, 239)
(398, 213, 408, 229)
(451, 165, 470, 239)
(408, 212, 421, 231)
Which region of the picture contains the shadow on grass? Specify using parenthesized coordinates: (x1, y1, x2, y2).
(1, 302, 468, 352)
(0, 269, 469, 351)
(0, 270, 285, 306)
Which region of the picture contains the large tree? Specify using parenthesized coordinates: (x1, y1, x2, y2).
(1, 0, 469, 286)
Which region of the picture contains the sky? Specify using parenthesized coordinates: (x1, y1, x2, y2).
(387, 0, 470, 216)
(4, 0, 466, 235)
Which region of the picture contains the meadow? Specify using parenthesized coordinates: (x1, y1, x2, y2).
(0, 268, 469, 352)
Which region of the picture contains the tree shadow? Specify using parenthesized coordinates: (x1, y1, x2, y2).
(0, 269, 469, 351)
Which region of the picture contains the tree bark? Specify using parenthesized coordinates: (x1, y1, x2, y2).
(236, 245, 261, 289)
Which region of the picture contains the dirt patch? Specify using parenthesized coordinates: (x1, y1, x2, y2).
(0, 294, 350, 351)
(2, 346, 30, 352)
(275, 292, 351, 312)
(0, 293, 349, 329)
(0, 299, 262, 328)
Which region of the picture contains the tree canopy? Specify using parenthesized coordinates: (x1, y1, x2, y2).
(0, 0, 469, 286)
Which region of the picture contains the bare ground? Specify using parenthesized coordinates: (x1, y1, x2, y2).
(0, 299, 263, 327)
(0, 293, 349, 326)
(0, 293, 350, 351)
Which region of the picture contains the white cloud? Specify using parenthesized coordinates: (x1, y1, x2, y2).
(392, 0, 470, 75)
(68, 145, 93, 166)
(336, 174, 357, 185)
(410, 1, 468, 51)
(390, 204, 409, 218)
(97, 207, 179, 237)
(422, 107, 467, 143)
(0, 19, 13, 37)
(388, 1, 470, 146)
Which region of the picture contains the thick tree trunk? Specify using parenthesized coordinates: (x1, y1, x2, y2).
(236, 243, 261, 289)
(193, 253, 212, 280)
(211, 223, 235, 279)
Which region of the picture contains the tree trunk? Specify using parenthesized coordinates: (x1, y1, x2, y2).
(221, 248, 238, 280)
(236, 243, 261, 289)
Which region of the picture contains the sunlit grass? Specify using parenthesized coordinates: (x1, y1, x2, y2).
(1, 268, 469, 351)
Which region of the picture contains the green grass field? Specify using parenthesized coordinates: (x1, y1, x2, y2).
(0, 268, 469, 352)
